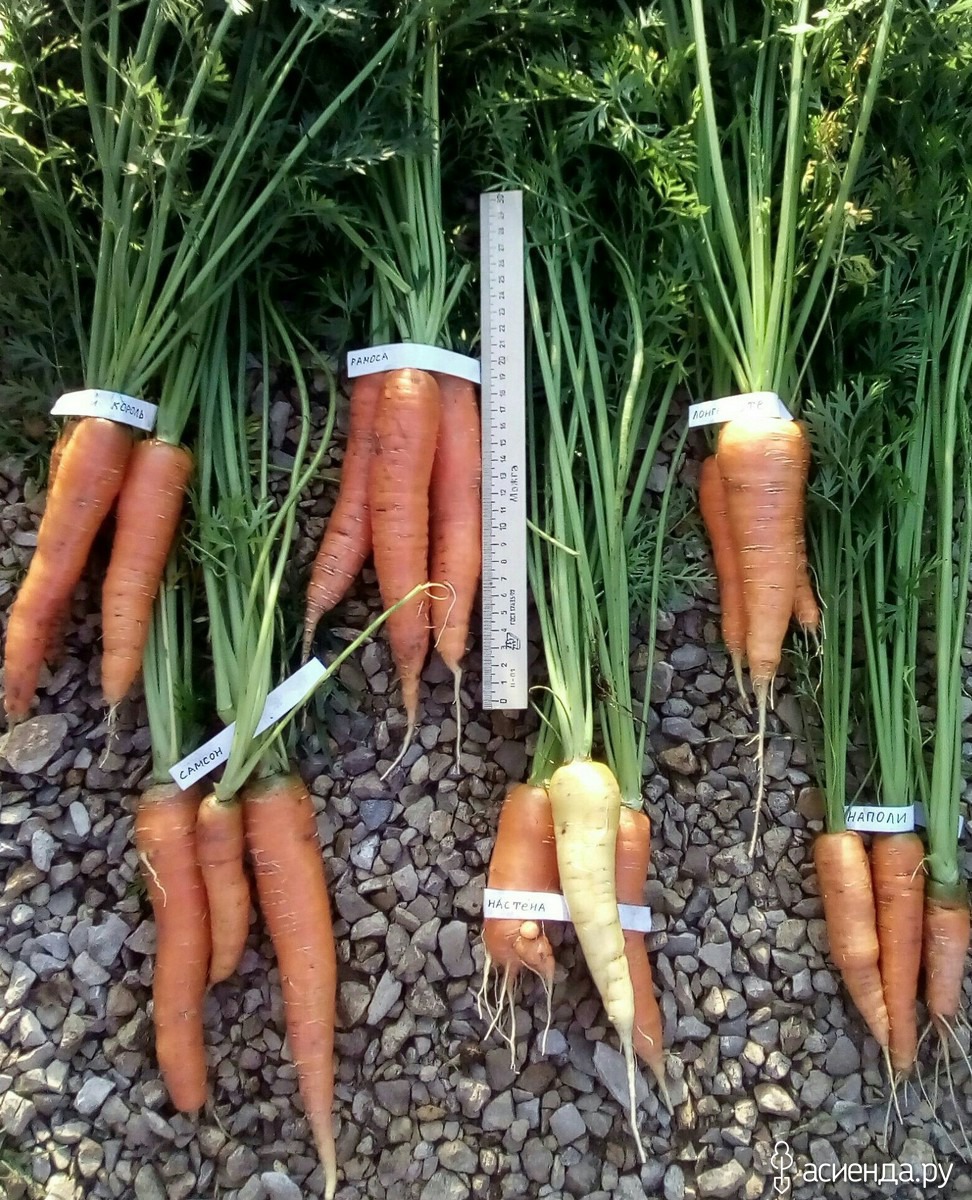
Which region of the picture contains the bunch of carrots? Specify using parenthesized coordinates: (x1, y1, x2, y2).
(664, 0, 896, 852)
(303, 17, 481, 775)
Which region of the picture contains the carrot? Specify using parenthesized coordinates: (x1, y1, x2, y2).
(243, 773, 338, 1200)
(790, 421, 820, 637)
(813, 829, 890, 1050)
(923, 885, 971, 1039)
(369, 368, 441, 770)
(196, 793, 250, 986)
(615, 805, 670, 1110)
(3, 417, 133, 722)
(429, 371, 482, 767)
(134, 782, 211, 1113)
(101, 439, 194, 707)
(872, 831, 925, 1075)
(548, 759, 645, 1162)
(698, 454, 748, 707)
(302, 374, 383, 659)
(480, 783, 559, 1049)
(716, 416, 806, 850)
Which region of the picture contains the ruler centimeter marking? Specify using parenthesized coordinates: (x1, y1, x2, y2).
(480, 190, 528, 710)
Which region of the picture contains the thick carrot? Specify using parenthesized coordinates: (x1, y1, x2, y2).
(814, 830, 889, 1049)
(615, 805, 669, 1109)
(134, 782, 211, 1112)
(369, 368, 440, 766)
(101, 439, 194, 706)
(302, 374, 383, 659)
(716, 416, 805, 850)
(481, 784, 559, 1032)
(429, 372, 482, 766)
(196, 793, 250, 986)
(549, 759, 645, 1163)
(791, 421, 819, 636)
(243, 773, 338, 1200)
(698, 455, 748, 706)
(872, 832, 925, 1075)
(923, 884, 971, 1039)
(4, 417, 133, 721)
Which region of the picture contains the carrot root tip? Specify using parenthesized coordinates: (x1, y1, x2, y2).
(379, 717, 416, 783)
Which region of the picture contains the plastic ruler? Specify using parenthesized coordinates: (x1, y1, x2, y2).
(479, 190, 528, 710)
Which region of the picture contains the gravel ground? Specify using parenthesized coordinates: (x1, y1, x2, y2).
(3, 392, 972, 1200)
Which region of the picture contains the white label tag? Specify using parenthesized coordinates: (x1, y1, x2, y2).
(844, 805, 915, 832)
(688, 391, 792, 428)
(913, 801, 965, 837)
(169, 658, 328, 789)
(483, 888, 652, 934)
(51, 389, 158, 432)
(347, 343, 481, 385)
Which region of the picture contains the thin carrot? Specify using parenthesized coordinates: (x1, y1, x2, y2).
(716, 416, 806, 850)
(244, 773, 338, 1200)
(923, 886, 971, 1039)
(872, 831, 925, 1075)
(697, 454, 748, 706)
(302, 374, 383, 659)
(101, 439, 194, 707)
(196, 792, 250, 986)
(480, 783, 559, 1050)
(369, 367, 441, 770)
(814, 829, 890, 1050)
(134, 782, 211, 1113)
(3, 416, 133, 722)
(615, 805, 670, 1110)
(429, 371, 482, 767)
(791, 421, 820, 637)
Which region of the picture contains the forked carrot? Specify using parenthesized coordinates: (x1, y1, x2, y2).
(369, 368, 441, 771)
(303, 374, 383, 659)
(716, 416, 805, 851)
(923, 886, 971, 1039)
(4, 417, 133, 721)
(134, 782, 211, 1112)
(196, 793, 250, 986)
(101, 439, 194, 706)
(697, 454, 748, 706)
(872, 831, 925, 1075)
(480, 783, 559, 1052)
(615, 805, 670, 1110)
(244, 773, 338, 1200)
(814, 829, 889, 1049)
(429, 371, 482, 767)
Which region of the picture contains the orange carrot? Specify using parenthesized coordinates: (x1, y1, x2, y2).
(134, 782, 211, 1112)
(481, 783, 559, 1032)
(196, 793, 250, 986)
(429, 371, 482, 765)
(244, 773, 338, 1200)
(814, 829, 890, 1049)
(872, 832, 925, 1075)
(791, 422, 819, 636)
(303, 374, 383, 659)
(615, 805, 669, 1109)
(369, 368, 441, 767)
(716, 416, 806, 849)
(101, 439, 194, 707)
(698, 454, 748, 706)
(923, 885, 971, 1039)
(4, 417, 133, 722)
